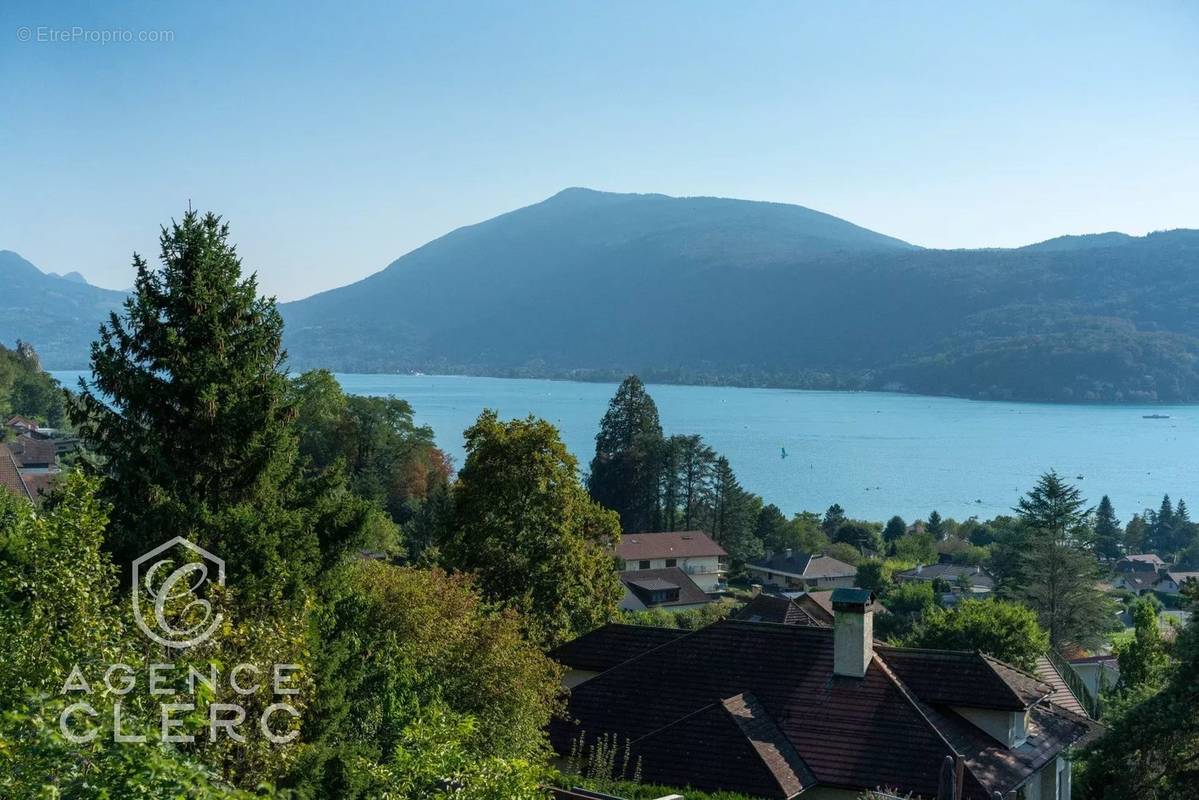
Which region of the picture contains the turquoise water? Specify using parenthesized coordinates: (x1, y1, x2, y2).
(54, 371, 1198, 523)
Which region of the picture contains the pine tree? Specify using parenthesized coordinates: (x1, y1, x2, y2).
(1170, 499, 1196, 555)
(883, 515, 907, 544)
(1148, 494, 1175, 552)
(821, 504, 846, 537)
(1012, 472, 1112, 649)
(1094, 495, 1123, 561)
(925, 510, 945, 540)
(588, 376, 664, 533)
(70, 211, 365, 600)
(755, 504, 790, 554)
(708, 457, 763, 563)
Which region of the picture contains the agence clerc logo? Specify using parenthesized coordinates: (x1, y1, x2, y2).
(132, 535, 225, 648)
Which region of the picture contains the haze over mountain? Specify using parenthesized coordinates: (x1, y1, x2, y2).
(6, 190, 1198, 401)
(0, 250, 125, 369)
(280, 189, 1199, 402)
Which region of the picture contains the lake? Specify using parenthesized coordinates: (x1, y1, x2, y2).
(54, 371, 1198, 523)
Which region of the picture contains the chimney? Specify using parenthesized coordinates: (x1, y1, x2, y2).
(832, 588, 875, 679)
(750, 584, 762, 597)
(915, 563, 924, 575)
(783, 548, 793, 559)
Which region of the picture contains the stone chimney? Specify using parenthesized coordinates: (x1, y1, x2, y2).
(915, 563, 924, 575)
(783, 548, 793, 559)
(832, 588, 875, 679)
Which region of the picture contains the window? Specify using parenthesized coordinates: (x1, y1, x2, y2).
(638, 560, 651, 570)
(665, 558, 677, 567)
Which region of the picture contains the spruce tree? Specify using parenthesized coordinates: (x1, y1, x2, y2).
(925, 510, 945, 540)
(708, 456, 763, 563)
(821, 504, 846, 537)
(1094, 495, 1123, 561)
(883, 515, 907, 544)
(71, 211, 365, 600)
(1012, 472, 1113, 649)
(1148, 494, 1174, 552)
(588, 375, 664, 532)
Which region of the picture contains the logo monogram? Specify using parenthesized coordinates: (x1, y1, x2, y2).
(132, 536, 225, 648)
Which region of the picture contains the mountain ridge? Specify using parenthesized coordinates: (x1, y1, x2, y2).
(5, 191, 1199, 402)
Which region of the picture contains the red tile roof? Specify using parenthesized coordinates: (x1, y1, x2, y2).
(748, 552, 856, 580)
(0, 449, 32, 501)
(6, 436, 57, 468)
(734, 593, 829, 627)
(549, 624, 688, 673)
(554, 620, 1098, 799)
(615, 531, 727, 562)
(620, 567, 710, 607)
(629, 692, 816, 798)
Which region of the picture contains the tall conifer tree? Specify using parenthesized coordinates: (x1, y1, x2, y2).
(588, 375, 664, 532)
(71, 211, 365, 600)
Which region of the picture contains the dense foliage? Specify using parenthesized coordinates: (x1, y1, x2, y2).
(903, 598, 1049, 671)
(439, 410, 624, 647)
(1076, 588, 1199, 800)
(0, 340, 66, 428)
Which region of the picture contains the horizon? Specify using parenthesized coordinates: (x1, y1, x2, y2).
(5, 185, 1196, 298)
(2, 1, 1196, 299)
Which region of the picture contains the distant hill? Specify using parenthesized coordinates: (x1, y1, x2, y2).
(280, 189, 1199, 402)
(0, 250, 125, 369)
(7, 190, 1199, 401)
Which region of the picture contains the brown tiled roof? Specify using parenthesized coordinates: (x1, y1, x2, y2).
(6, 436, 57, 468)
(927, 702, 1100, 793)
(734, 594, 829, 627)
(620, 567, 710, 607)
(628, 692, 816, 799)
(0, 449, 33, 501)
(19, 471, 56, 500)
(747, 552, 856, 579)
(896, 563, 995, 589)
(615, 531, 727, 561)
(549, 624, 688, 673)
(879, 646, 1053, 711)
(1033, 655, 1089, 718)
(554, 620, 1097, 799)
(802, 589, 885, 619)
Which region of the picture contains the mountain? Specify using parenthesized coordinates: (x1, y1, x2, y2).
(280, 189, 1199, 402)
(7, 190, 1199, 402)
(0, 250, 126, 369)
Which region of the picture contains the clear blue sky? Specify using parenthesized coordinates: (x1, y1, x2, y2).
(2, 0, 1196, 299)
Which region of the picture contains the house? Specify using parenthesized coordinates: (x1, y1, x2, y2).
(6, 435, 58, 469)
(895, 563, 995, 599)
(5, 415, 39, 435)
(1113, 571, 1160, 595)
(735, 590, 885, 627)
(1112, 562, 1199, 596)
(745, 551, 856, 591)
(619, 567, 712, 612)
(735, 593, 831, 627)
(0, 447, 34, 501)
(1113, 553, 1167, 574)
(553, 588, 1100, 800)
(616, 531, 728, 593)
(1155, 571, 1199, 596)
(1, 438, 60, 503)
(1067, 655, 1119, 701)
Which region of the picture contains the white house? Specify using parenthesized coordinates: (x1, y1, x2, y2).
(745, 550, 857, 591)
(615, 531, 728, 593)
